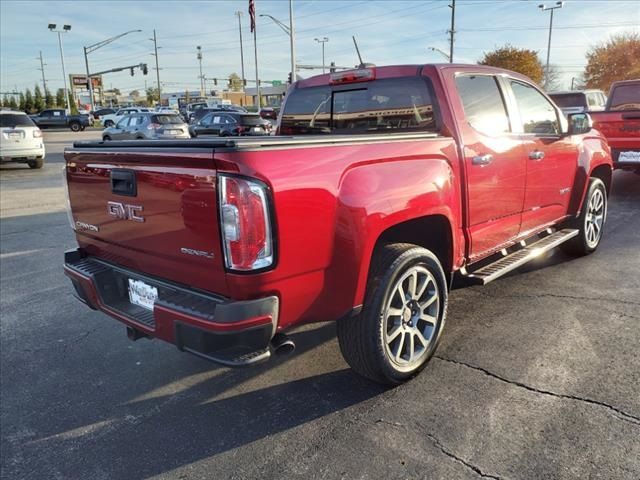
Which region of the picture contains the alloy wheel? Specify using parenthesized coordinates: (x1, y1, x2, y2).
(383, 265, 440, 370)
(585, 188, 605, 248)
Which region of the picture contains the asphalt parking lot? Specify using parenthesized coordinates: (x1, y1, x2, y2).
(1, 130, 639, 480)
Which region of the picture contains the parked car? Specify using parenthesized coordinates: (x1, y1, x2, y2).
(100, 107, 151, 128)
(30, 109, 91, 132)
(102, 112, 189, 141)
(189, 112, 271, 137)
(63, 64, 612, 385)
(259, 107, 279, 120)
(189, 106, 249, 125)
(0, 109, 45, 169)
(590, 79, 640, 172)
(92, 108, 116, 120)
(185, 102, 208, 123)
(548, 89, 607, 116)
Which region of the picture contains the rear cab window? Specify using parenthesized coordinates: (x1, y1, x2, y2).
(152, 114, 183, 124)
(0, 113, 36, 127)
(549, 93, 587, 109)
(608, 84, 640, 111)
(280, 76, 439, 135)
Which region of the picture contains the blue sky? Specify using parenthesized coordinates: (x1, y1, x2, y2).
(1, 0, 638, 96)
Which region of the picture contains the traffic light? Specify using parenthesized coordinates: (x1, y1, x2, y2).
(213, 78, 217, 86)
(142, 64, 148, 75)
(287, 72, 292, 84)
(243, 79, 247, 86)
(130, 68, 134, 76)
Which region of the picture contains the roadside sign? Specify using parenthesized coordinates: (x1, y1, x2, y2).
(271, 80, 282, 86)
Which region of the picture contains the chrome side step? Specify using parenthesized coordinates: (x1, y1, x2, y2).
(463, 229, 579, 285)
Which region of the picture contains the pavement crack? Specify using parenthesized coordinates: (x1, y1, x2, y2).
(375, 419, 503, 479)
(435, 356, 640, 426)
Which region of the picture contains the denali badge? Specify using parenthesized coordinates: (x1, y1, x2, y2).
(180, 247, 214, 259)
(107, 201, 145, 222)
(75, 221, 99, 232)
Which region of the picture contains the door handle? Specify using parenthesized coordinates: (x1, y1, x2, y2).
(472, 154, 493, 166)
(529, 151, 545, 160)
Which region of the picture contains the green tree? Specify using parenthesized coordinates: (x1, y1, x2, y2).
(584, 32, 640, 92)
(44, 89, 54, 108)
(24, 88, 34, 113)
(228, 73, 243, 92)
(145, 87, 159, 105)
(55, 89, 65, 108)
(479, 45, 544, 85)
(18, 92, 26, 111)
(34, 85, 44, 112)
(68, 91, 78, 114)
(8, 96, 18, 109)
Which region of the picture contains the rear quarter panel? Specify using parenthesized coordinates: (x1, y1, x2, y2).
(215, 137, 462, 330)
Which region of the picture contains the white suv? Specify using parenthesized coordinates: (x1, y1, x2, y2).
(100, 107, 150, 128)
(0, 110, 45, 169)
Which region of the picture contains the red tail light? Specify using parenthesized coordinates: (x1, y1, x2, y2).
(236, 126, 247, 134)
(219, 175, 274, 271)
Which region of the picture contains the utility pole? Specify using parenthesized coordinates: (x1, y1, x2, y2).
(152, 29, 162, 106)
(236, 11, 246, 90)
(448, 0, 456, 63)
(314, 37, 329, 73)
(289, 0, 296, 81)
(251, 2, 261, 107)
(37, 51, 47, 93)
(83, 46, 95, 109)
(197, 46, 204, 96)
(539, 2, 565, 88)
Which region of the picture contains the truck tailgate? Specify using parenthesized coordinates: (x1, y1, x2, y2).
(65, 146, 229, 295)
(592, 111, 640, 151)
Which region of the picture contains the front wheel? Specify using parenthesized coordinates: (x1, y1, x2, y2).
(103, 135, 111, 141)
(561, 177, 607, 256)
(104, 120, 114, 128)
(337, 243, 448, 385)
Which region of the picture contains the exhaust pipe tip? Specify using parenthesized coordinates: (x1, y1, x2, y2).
(271, 333, 295, 356)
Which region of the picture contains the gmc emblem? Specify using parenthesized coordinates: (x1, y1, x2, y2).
(107, 201, 145, 222)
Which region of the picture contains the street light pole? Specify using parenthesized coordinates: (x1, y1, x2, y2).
(236, 11, 246, 90)
(427, 46, 451, 62)
(197, 46, 204, 96)
(48, 24, 72, 113)
(289, 0, 296, 81)
(314, 37, 329, 73)
(539, 1, 565, 88)
(448, 0, 456, 63)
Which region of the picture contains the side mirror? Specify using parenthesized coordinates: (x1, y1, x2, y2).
(567, 112, 593, 135)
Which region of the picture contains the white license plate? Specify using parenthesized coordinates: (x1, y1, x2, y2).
(253, 127, 262, 132)
(618, 151, 640, 163)
(166, 129, 178, 134)
(128, 279, 158, 311)
(8, 133, 21, 139)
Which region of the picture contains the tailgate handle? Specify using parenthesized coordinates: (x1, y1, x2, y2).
(621, 112, 640, 120)
(110, 169, 137, 197)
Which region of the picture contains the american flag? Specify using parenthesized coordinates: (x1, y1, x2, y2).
(249, 0, 256, 33)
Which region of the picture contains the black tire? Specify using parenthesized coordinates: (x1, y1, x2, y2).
(80, 126, 86, 131)
(69, 122, 81, 132)
(104, 120, 114, 128)
(561, 177, 607, 256)
(28, 158, 44, 169)
(336, 243, 448, 385)
(103, 135, 111, 141)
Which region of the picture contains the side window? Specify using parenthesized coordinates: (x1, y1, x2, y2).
(212, 116, 222, 124)
(510, 81, 559, 135)
(129, 116, 142, 127)
(53, 110, 62, 117)
(455, 75, 510, 136)
(40, 110, 51, 117)
(200, 114, 213, 125)
(116, 117, 129, 129)
(587, 94, 599, 108)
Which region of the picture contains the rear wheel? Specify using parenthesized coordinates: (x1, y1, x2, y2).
(28, 158, 44, 169)
(561, 177, 607, 256)
(103, 135, 111, 141)
(69, 122, 81, 132)
(337, 243, 448, 385)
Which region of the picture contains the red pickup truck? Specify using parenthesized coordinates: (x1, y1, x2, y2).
(64, 64, 612, 385)
(590, 79, 640, 172)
